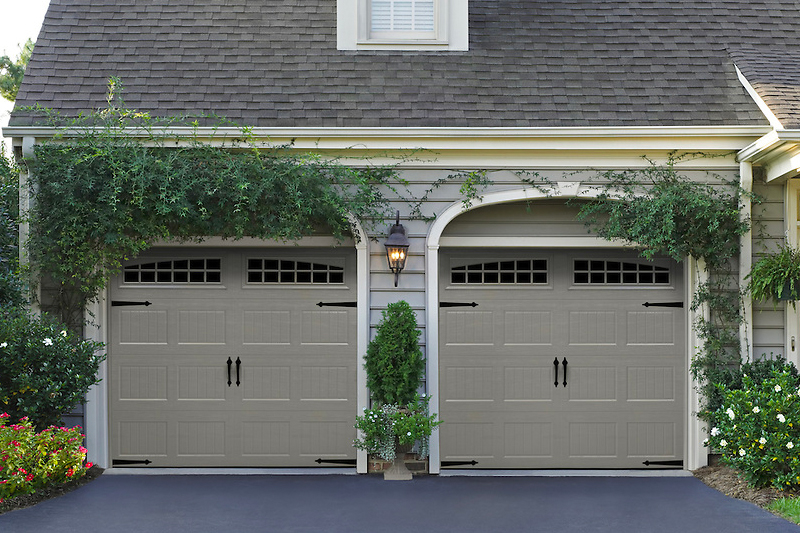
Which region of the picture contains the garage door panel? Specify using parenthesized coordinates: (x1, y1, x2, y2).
(441, 248, 685, 469)
(110, 248, 357, 467)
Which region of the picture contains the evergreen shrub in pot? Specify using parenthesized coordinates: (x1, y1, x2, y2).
(354, 300, 440, 475)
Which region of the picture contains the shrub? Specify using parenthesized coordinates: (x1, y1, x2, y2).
(0, 309, 105, 430)
(354, 394, 440, 461)
(364, 300, 425, 405)
(705, 368, 800, 489)
(0, 143, 23, 308)
(0, 414, 92, 502)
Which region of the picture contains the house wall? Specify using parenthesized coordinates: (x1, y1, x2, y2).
(751, 180, 787, 360)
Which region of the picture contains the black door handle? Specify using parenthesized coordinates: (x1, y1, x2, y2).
(562, 357, 568, 387)
(235, 357, 241, 387)
(553, 357, 559, 388)
(226, 357, 232, 387)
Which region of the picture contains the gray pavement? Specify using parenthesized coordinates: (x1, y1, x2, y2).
(0, 473, 798, 532)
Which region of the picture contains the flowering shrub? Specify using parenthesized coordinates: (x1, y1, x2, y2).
(0, 414, 91, 502)
(705, 368, 800, 489)
(0, 308, 105, 430)
(354, 394, 441, 461)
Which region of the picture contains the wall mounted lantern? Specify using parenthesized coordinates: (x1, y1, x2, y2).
(384, 211, 410, 287)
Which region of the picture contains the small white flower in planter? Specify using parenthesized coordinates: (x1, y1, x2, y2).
(752, 406, 760, 414)
(719, 440, 728, 447)
(759, 437, 767, 445)
(726, 408, 735, 420)
(0, 342, 7, 348)
(775, 384, 783, 393)
(711, 427, 720, 436)
(739, 449, 746, 457)
(778, 414, 787, 423)
(788, 442, 795, 450)
(43, 338, 53, 346)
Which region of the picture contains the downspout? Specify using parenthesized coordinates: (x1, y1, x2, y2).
(18, 136, 40, 312)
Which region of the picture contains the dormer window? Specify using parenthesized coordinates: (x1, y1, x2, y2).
(337, 0, 468, 51)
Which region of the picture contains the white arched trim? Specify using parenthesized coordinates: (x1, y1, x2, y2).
(86, 220, 371, 472)
(424, 183, 700, 473)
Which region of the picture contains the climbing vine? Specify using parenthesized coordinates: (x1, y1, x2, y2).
(21, 79, 409, 325)
(573, 154, 760, 417)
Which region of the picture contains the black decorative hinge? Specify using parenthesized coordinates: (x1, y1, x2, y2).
(440, 302, 478, 308)
(441, 460, 479, 467)
(316, 301, 357, 308)
(642, 459, 684, 467)
(642, 302, 684, 308)
(314, 458, 357, 465)
(112, 459, 153, 466)
(111, 300, 153, 307)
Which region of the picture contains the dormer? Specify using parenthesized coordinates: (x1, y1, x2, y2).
(337, 0, 468, 51)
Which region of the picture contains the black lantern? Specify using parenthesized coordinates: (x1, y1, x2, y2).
(384, 211, 410, 287)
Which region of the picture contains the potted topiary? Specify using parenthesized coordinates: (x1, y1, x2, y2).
(746, 244, 800, 308)
(353, 300, 440, 480)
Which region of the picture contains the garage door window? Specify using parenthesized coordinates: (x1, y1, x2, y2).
(573, 260, 670, 285)
(123, 259, 222, 284)
(246, 259, 345, 284)
(451, 259, 548, 285)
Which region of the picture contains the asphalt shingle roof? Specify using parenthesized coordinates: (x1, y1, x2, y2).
(10, 0, 796, 128)
(729, 46, 800, 129)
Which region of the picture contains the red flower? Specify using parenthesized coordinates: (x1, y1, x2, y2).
(25, 474, 33, 482)
(86, 462, 94, 469)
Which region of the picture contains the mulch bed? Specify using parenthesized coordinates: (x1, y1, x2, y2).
(693, 464, 799, 509)
(0, 465, 105, 515)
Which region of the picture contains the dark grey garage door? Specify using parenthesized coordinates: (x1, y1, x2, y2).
(439, 249, 685, 469)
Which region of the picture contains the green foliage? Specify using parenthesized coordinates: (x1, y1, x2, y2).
(574, 156, 751, 269)
(0, 415, 91, 502)
(0, 39, 34, 102)
(0, 144, 23, 307)
(705, 368, 800, 490)
(354, 395, 440, 461)
(364, 300, 425, 405)
(0, 308, 105, 430)
(747, 245, 800, 308)
(23, 88, 401, 323)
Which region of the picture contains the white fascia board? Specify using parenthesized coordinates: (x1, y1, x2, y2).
(5, 125, 769, 168)
(734, 65, 784, 130)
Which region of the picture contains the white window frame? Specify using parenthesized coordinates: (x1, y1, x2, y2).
(337, 0, 468, 51)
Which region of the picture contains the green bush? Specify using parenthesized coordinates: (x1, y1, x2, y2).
(0, 309, 105, 430)
(364, 300, 425, 405)
(0, 143, 23, 308)
(354, 394, 440, 461)
(705, 368, 800, 489)
(0, 414, 91, 502)
(702, 356, 798, 418)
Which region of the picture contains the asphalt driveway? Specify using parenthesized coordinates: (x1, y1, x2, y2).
(0, 473, 797, 533)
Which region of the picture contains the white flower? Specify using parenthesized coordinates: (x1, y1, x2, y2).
(752, 406, 760, 414)
(739, 449, 746, 457)
(778, 414, 786, 423)
(759, 437, 767, 445)
(703, 438, 709, 445)
(60, 330, 68, 337)
(43, 338, 53, 346)
(726, 408, 735, 420)
(0, 342, 7, 348)
(711, 427, 721, 437)
(720, 440, 728, 447)
(788, 442, 795, 450)
(775, 385, 783, 393)
(407, 432, 412, 436)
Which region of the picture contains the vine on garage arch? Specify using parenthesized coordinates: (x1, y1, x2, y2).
(572, 154, 760, 418)
(21, 79, 408, 327)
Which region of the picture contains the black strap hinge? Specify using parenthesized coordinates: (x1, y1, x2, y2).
(112, 459, 153, 466)
(440, 302, 478, 308)
(642, 302, 684, 308)
(314, 458, 357, 465)
(111, 300, 153, 307)
(441, 460, 479, 467)
(316, 301, 357, 308)
(642, 459, 683, 467)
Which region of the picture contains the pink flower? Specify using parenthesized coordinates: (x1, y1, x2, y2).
(86, 462, 94, 469)
(25, 474, 33, 482)
(78, 446, 88, 455)
(0, 413, 9, 418)
(20, 416, 28, 421)
(11, 440, 20, 447)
